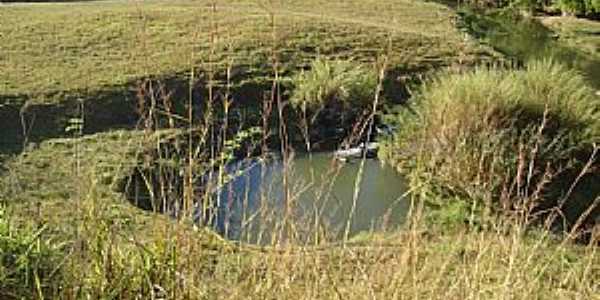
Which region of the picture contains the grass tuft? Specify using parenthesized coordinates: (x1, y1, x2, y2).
(290, 58, 378, 111)
(382, 60, 599, 231)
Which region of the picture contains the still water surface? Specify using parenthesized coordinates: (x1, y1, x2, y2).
(207, 153, 409, 243)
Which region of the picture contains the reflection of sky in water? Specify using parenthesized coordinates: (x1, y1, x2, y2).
(198, 153, 408, 243)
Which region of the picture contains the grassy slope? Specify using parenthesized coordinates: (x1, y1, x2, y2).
(540, 16, 600, 59)
(0, 0, 493, 104)
(0, 0, 498, 155)
(1, 130, 167, 238)
(1, 131, 598, 299)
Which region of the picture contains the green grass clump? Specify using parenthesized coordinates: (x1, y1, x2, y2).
(290, 58, 378, 112)
(382, 60, 599, 225)
(287, 58, 380, 147)
(0, 206, 62, 299)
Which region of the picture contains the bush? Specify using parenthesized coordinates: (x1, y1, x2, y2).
(289, 58, 379, 146)
(381, 60, 599, 228)
(586, 0, 600, 12)
(290, 58, 378, 114)
(556, 0, 587, 14)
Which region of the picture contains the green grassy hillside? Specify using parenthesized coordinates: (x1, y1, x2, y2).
(540, 16, 600, 58)
(0, 0, 493, 104)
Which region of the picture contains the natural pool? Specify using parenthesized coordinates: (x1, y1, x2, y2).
(202, 152, 409, 243)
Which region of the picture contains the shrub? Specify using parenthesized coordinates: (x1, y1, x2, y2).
(381, 60, 599, 228)
(289, 58, 379, 146)
(290, 58, 378, 115)
(587, 0, 600, 12)
(556, 0, 587, 14)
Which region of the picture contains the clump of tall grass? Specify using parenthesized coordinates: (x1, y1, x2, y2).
(290, 58, 378, 112)
(382, 60, 599, 234)
(0, 205, 62, 299)
(289, 58, 379, 147)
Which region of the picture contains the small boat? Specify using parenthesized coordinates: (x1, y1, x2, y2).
(334, 142, 379, 160)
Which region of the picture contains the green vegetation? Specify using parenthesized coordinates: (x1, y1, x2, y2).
(540, 16, 600, 58)
(457, 8, 600, 91)
(1, 0, 599, 299)
(0, 0, 490, 105)
(555, 0, 600, 15)
(1, 132, 598, 299)
(381, 60, 599, 231)
(289, 58, 379, 145)
(464, 0, 600, 17)
(0, 0, 496, 155)
(290, 59, 378, 112)
(0, 205, 62, 299)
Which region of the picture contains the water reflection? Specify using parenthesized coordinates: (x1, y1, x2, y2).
(201, 153, 409, 244)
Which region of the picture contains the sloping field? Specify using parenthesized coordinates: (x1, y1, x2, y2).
(540, 16, 600, 59)
(0, 0, 493, 104)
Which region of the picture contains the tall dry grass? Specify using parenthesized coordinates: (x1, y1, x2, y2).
(0, 2, 598, 300)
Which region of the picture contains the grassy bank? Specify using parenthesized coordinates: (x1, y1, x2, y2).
(1, 1, 599, 299)
(0, 0, 499, 156)
(0, 0, 493, 105)
(540, 16, 600, 58)
(1, 131, 598, 299)
(381, 60, 599, 238)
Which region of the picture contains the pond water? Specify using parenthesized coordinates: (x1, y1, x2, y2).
(202, 152, 409, 243)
